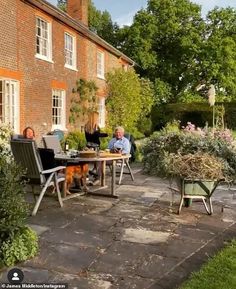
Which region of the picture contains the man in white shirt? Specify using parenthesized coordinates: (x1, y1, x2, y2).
(108, 126, 130, 154)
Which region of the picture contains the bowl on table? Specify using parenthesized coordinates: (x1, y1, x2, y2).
(78, 150, 97, 158)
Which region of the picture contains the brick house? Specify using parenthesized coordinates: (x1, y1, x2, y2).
(0, 0, 134, 137)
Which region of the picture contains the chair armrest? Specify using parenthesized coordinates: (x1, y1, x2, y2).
(41, 166, 66, 174)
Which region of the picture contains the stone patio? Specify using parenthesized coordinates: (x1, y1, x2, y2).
(1, 164, 236, 288)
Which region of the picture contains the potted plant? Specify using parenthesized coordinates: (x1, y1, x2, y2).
(163, 152, 227, 214)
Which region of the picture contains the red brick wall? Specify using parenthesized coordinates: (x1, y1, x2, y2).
(17, 3, 85, 137)
(0, 0, 18, 70)
(0, 0, 130, 140)
(67, 0, 88, 26)
(87, 41, 127, 95)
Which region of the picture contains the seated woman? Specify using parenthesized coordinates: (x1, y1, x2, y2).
(23, 127, 87, 194)
(11, 126, 34, 140)
(23, 126, 35, 139)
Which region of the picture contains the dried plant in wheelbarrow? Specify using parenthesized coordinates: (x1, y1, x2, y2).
(166, 152, 226, 181)
(163, 152, 228, 215)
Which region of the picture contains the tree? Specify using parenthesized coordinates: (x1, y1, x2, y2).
(57, 0, 66, 12)
(137, 78, 155, 135)
(121, 0, 205, 102)
(121, 0, 236, 104)
(198, 8, 236, 102)
(57, 1, 120, 47)
(106, 69, 154, 132)
(88, 1, 120, 47)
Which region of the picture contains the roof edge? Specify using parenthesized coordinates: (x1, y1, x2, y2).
(25, 0, 135, 66)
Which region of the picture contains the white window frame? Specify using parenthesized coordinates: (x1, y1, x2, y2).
(35, 16, 52, 62)
(52, 89, 66, 131)
(97, 51, 105, 79)
(98, 97, 105, 128)
(0, 79, 20, 133)
(64, 32, 77, 70)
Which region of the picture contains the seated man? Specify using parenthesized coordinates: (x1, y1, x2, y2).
(108, 126, 130, 154)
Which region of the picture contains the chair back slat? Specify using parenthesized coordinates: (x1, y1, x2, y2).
(43, 135, 62, 154)
(10, 140, 45, 185)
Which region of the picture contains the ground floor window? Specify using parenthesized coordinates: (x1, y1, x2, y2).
(98, 97, 105, 128)
(52, 89, 66, 130)
(0, 79, 19, 132)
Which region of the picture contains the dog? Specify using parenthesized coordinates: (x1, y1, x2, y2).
(65, 163, 89, 195)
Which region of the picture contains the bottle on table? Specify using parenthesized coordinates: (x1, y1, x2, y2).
(64, 141, 69, 153)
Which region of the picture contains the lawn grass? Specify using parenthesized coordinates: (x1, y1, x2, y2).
(179, 240, 236, 289)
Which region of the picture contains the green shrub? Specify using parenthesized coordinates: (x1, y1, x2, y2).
(142, 128, 236, 180)
(137, 117, 152, 137)
(100, 135, 110, 150)
(64, 130, 87, 150)
(152, 102, 236, 131)
(134, 142, 143, 162)
(128, 128, 145, 140)
(0, 122, 38, 268)
(0, 226, 38, 267)
(0, 155, 29, 242)
(162, 119, 180, 133)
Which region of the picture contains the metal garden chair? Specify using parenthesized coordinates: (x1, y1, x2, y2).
(42, 135, 62, 154)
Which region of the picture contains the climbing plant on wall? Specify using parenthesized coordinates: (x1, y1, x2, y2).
(70, 78, 98, 125)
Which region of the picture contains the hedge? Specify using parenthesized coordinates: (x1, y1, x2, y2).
(151, 102, 236, 130)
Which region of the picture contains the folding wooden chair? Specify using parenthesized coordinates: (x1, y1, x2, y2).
(117, 157, 134, 185)
(10, 139, 66, 216)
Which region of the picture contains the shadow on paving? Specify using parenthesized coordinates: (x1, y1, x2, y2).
(1, 163, 236, 289)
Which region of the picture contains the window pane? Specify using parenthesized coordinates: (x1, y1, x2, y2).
(65, 32, 75, 67)
(0, 79, 18, 130)
(36, 17, 50, 58)
(97, 52, 104, 77)
(52, 90, 65, 127)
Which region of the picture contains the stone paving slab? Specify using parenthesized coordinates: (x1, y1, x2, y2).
(40, 227, 114, 249)
(1, 166, 236, 288)
(24, 240, 98, 275)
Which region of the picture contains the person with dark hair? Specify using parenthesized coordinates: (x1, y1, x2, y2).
(23, 126, 35, 139)
(23, 127, 56, 172)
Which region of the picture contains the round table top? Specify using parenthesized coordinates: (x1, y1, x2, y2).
(55, 153, 131, 162)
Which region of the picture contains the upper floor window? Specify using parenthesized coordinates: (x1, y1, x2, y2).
(97, 51, 105, 79)
(65, 32, 77, 70)
(0, 79, 20, 132)
(52, 89, 66, 130)
(36, 17, 52, 62)
(98, 97, 105, 128)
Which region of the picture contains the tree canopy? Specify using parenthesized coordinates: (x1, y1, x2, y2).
(57, 0, 236, 121)
(106, 69, 154, 132)
(57, 0, 119, 46)
(120, 0, 236, 103)
(57, 0, 66, 12)
(200, 8, 236, 101)
(88, 0, 120, 47)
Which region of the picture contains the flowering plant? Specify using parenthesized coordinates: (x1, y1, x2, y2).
(182, 122, 233, 143)
(0, 122, 13, 161)
(142, 123, 236, 181)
